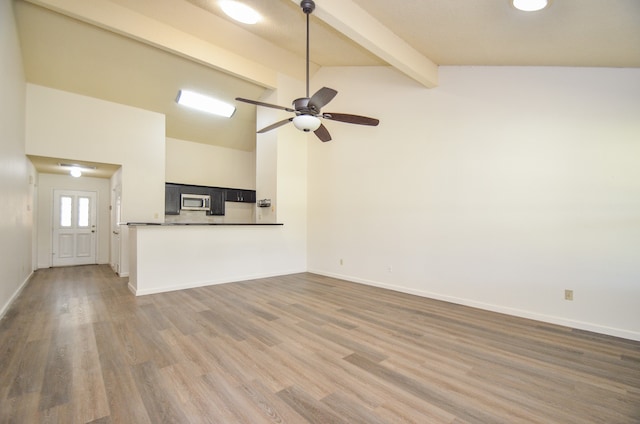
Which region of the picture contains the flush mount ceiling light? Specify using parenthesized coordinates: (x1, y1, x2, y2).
(70, 167, 82, 178)
(58, 162, 96, 178)
(176, 90, 236, 117)
(511, 0, 550, 12)
(219, 1, 261, 24)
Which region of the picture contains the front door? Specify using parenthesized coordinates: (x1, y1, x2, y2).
(52, 190, 97, 267)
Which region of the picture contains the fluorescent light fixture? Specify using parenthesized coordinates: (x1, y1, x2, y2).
(293, 115, 321, 132)
(220, 1, 261, 24)
(511, 0, 550, 12)
(176, 90, 236, 117)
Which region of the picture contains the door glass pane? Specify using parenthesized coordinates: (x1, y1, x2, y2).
(78, 197, 90, 227)
(60, 196, 72, 227)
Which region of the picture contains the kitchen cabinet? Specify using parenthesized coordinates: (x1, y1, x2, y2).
(165, 183, 255, 215)
(185, 185, 210, 196)
(225, 189, 256, 203)
(165, 184, 181, 215)
(243, 190, 256, 203)
(208, 188, 225, 216)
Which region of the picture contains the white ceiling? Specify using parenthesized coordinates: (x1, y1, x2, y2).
(352, 0, 640, 67)
(14, 0, 640, 176)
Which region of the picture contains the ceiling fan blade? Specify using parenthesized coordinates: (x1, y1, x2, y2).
(308, 87, 338, 112)
(323, 112, 380, 126)
(257, 118, 293, 133)
(236, 97, 295, 113)
(314, 123, 332, 142)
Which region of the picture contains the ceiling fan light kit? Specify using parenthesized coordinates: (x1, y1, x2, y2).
(235, 0, 379, 142)
(293, 115, 321, 132)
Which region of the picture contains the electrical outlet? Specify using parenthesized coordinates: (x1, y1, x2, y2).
(564, 289, 574, 301)
(387, 265, 393, 273)
(339, 259, 343, 266)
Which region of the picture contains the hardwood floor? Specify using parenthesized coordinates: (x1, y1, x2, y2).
(1, 265, 638, 423)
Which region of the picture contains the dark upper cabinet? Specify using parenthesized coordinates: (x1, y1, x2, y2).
(208, 188, 225, 216)
(165, 184, 181, 215)
(184, 185, 210, 196)
(225, 189, 256, 203)
(225, 189, 241, 202)
(165, 183, 255, 215)
(242, 190, 256, 203)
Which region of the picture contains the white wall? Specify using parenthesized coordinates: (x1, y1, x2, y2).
(129, 225, 300, 295)
(166, 137, 256, 189)
(25, 84, 166, 224)
(0, 0, 34, 317)
(35, 173, 111, 268)
(255, 89, 280, 224)
(271, 73, 308, 269)
(308, 66, 640, 340)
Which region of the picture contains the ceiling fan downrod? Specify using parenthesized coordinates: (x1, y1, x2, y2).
(300, 0, 315, 98)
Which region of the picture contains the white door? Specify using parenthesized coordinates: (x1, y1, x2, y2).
(111, 184, 122, 273)
(53, 190, 97, 267)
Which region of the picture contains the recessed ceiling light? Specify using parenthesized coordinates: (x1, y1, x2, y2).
(512, 0, 550, 12)
(219, 1, 261, 25)
(176, 90, 236, 118)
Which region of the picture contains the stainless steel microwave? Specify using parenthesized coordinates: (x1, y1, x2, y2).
(181, 193, 211, 211)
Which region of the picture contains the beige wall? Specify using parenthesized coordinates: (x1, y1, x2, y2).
(165, 137, 256, 189)
(307, 66, 640, 340)
(25, 84, 166, 224)
(0, 0, 34, 316)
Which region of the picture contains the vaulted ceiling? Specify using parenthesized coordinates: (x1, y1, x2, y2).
(14, 0, 640, 155)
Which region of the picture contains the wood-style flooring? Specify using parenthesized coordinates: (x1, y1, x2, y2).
(0, 265, 639, 423)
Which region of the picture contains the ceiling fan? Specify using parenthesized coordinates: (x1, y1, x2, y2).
(235, 0, 379, 142)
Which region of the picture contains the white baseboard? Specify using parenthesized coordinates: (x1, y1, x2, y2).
(310, 269, 640, 342)
(0, 271, 33, 320)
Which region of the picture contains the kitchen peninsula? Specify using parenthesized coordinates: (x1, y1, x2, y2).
(128, 221, 286, 296)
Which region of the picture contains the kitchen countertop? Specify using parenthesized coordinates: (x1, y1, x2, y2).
(127, 222, 283, 226)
